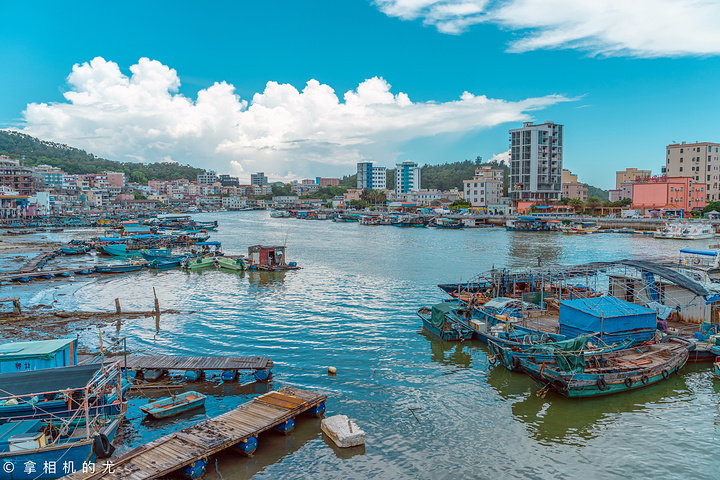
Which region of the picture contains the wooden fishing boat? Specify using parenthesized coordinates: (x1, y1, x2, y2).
(60, 244, 92, 255)
(139, 391, 206, 419)
(216, 256, 245, 271)
(140, 249, 175, 261)
(488, 336, 635, 372)
(95, 264, 143, 273)
(74, 268, 94, 275)
(435, 218, 463, 229)
(417, 303, 473, 341)
(505, 337, 690, 398)
(149, 256, 187, 269)
(181, 256, 216, 270)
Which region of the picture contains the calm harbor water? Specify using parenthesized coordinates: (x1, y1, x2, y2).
(3, 212, 720, 479)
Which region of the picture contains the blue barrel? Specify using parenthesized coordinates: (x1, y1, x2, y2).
(221, 369, 238, 381)
(694, 332, 704, 341)
(307, 402, 325, 418)
(178, 459, 206, 479)
(232, 435, 258, 456)
(184, 370, 204, 381)
(273, 418, 295, 434)
(253, 368, 272, 382)
(289, 262, 297, 267)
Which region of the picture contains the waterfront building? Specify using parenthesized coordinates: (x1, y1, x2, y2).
(509, 121, 563, 208)
(463, 166, 503, 207)
(562, 169, 578, 184)
(219, 174, 239, 187)
(197, 170, 218, 185)
(395, 161, 421, 195)
(609, 189, 622, 202)
(290, 180, 321, 195)
(250, 172, 269, 186)
(34, 164, 66, 186)
(616, 168, 651, 189)
(316, 177, 340, 187)
(0, 156, 35, 196)
(632, 176, 706, 213)
(665, 141, 720, 202)
(252, 185, 272, 196)
(356, 162, 387, 190)
(344, 189, 362, 202)
(561, 183, 588, 201)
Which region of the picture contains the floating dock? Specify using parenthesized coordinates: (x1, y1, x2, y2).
(62, 386, 327, 480)
(121, 355, 272, 372)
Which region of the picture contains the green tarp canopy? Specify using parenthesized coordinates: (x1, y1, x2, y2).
(430, 303, 459, 328)
(526, 335, 589, 353)
(550, 335, 590, 373)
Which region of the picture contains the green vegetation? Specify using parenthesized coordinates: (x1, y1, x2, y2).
(703, 201, 720, 214)
(0, 130, 204, 185)
(583, 183, 609, 201)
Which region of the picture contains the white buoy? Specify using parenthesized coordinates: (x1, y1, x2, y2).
(328, 366, 337, 375)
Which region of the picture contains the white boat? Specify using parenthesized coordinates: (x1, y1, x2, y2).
(655, 221, 714, 240)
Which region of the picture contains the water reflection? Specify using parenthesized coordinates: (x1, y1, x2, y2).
(506, 231, 563, 267)
(486, 364, 694, 445)
(247, 271, 287, 291)
(422, 332, 474, 369)
(203, 417, 323, 480)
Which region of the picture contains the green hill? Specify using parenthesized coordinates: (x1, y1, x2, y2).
(0, 130, 204, 184)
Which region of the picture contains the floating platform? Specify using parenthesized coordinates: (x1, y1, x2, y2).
(61, 386, 327, 480)
(122, 355, 273, 372)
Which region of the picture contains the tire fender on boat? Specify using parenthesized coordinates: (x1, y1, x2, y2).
(640, 375, 649, 385)
(596, 377, 608, 391)
(510, 355, 520, 370)
(94, 433, 115, 459)
(662, 369, 670, 379)
(553, 377, 568, 392)
(488, 355, 497, 366)
(624, 377, 633, 388)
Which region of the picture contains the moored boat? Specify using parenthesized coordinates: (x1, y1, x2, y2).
(181, 256, 216, 270)
(504, 337, 690, 398)
(216, 256, 245, 271)
(95, 264, 143, 273)
(488, 335, 635, 372)
(139, 391, 206, 419)
(435, 218, 463, 229)
(417, 303, 473, 341)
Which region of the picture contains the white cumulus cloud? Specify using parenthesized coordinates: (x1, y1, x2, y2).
(489, 150, 510, 166)
(18, 57, 571, 182)
(374, 0, 720, 57)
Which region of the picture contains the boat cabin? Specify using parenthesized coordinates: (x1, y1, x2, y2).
(0, 338, 77, 374)
(247, 245, 287, 267)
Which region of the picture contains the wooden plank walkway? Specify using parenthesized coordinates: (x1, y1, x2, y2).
(80, 355, 272, 371)
(62, 386, 326, 480)
(0, 268, 92, 281)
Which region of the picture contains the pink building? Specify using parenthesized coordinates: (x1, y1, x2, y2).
(316, 177, 340, 187)
(632, 177, 706, 212)
(105, 172, 125, 188)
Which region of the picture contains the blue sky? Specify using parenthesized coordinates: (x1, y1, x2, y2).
(2, 0, 720, 189)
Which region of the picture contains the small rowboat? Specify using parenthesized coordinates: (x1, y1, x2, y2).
(60, 245, 92, 255)
(216, 256, 245, 272)
(139, 391, 206, 419)
(95, 264, 143, 273)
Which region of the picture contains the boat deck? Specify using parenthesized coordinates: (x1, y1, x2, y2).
(61, 387, 326, 480)
(80, 355, 273, 372)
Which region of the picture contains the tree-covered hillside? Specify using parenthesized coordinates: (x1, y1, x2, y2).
(0, 130, 204, 184)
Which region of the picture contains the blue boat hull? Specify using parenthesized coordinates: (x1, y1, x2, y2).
(0, 418, 121, 479)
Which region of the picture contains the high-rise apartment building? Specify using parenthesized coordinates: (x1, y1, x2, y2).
(197, 170, 218, 185)
(395, 161, 421, 195)
(509, 121, 563, 206)
(356, 162, 387, 190)
(463, 166, 503, 207)
(665, 142, 720, 202)
(250, 172, 268, 186)
(616, 168, 651, 189)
